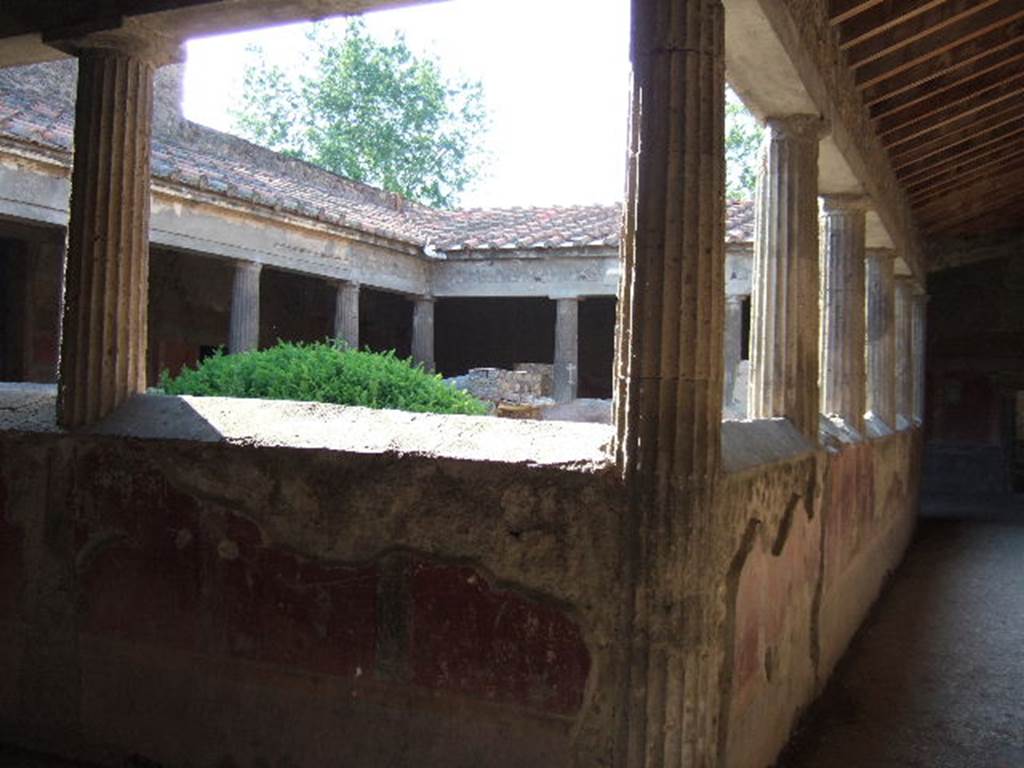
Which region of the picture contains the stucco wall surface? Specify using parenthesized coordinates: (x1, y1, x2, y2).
(0, 390, 920, 768)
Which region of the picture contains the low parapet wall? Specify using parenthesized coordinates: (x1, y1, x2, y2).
(0, 387, 920, 767)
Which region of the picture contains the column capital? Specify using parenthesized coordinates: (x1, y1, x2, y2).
(236, 260, 263, 274)
(866, 247, 897, 261)
(414, 294, 436, 304)
(549, 292, 581, 302)
(764, 114, 829, 142)
(45, 19, 183, 66)
(821, 194, 873, 213)
(725, 293, 745, 306)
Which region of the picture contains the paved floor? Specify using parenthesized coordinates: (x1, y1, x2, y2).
(780, 512, 1024, 767)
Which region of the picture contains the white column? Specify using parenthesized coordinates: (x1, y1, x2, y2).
(333, 280, 360, 349)
(820, 196, 869, 434)
(895, 277, 915, 428)
(411, 296, 435, 372)
(228, 261, 261, 354)
(865, 248, 896, 430)
(749, 114, 826, 441)
(553, 297, 579, 403)
(912, 290, 928, 424)
(723, 295, 744, 414)
(57, 43, 171, 427)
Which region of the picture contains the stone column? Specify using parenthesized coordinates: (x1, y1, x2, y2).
(749, 114, 826, 441)
(912, 290, 928, 424)
(723, 295, 744, 413)
(895, 277, 915, 428)
(228, 261, 262, 354)
(333, 280, 360, 349)
(411, 296, 435, 372)
(57, 44, 170, 427)
(865, 248, 896, 429)
(611, 1, 726, 765)
(820, 196, 869, 434)
(553, 297, 579, 403)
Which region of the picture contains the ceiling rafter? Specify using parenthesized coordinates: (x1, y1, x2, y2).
(829, 0, 886, 27)
(896, 125, 1024, 184)
(884, 94, 1024, 151)
(838, 0, 949, 51)
(846, 0, 1001, 69)
(861, 22, 1024, 105)
(906, 145, 1024, 200)
(869, 47, 1024, 121)
(853, 4, 1024, 89)
(890, 103, 1024, 169)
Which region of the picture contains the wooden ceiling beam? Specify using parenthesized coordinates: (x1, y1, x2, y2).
(876, 70, 1024, 139)
(896, 126, 1024, 184)
(853, 3, 1024, 88)
(861, 20, 1024, 104)
(914, 175, 1024, 230)
(917, 187, 1024, 233)
(884, 93, 1024, 152)
(839, 0, 949, 51)
(907, 145, 1024, 200)
(846, 0, 1001, 69)
(890, 102, 1024, 169)
(830, 0, 886, 27)
(870, 46, 1024, 121)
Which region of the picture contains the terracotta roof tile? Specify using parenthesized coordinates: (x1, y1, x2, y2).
(0, 60, 755, 254)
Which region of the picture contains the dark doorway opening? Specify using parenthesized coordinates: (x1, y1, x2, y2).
(361, 288, 413, 359)
(579, 297, 616, 399)
(260, 268, 335, 348)
(434, 298, 555, 377)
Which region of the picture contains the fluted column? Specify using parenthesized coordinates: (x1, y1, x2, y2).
(749, 114, 826, 441)
(612, 1, 726, 765)
(228, 261, 261, 354)
(895, 277, 914, 428)
(820, 196, 869, 434)
(912, 290, 928, 424)
(723, 295, 744, 413)
(333, 280, 360, 349)
(57, 47, 160, 427)
(553, 297, 579, 403)
(411, 296, 435, 372)
(866, 248, 896, 429)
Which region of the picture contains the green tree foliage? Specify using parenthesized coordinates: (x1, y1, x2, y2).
(160, 341, 488, 416)
(234, 21, 488, 208)
(726, 87, 765, 201)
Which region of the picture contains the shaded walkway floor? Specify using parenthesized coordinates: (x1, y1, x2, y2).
(780, 513, 1024, 767)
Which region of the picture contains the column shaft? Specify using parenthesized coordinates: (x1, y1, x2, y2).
(553, 297, 579, 403)
(334, 281, 360, 349)
(912, 292, 928, 424)
(749, 115, 824, 440)
(866, 249, 896, 429)
(895, 277, 914, 427)
(57, 49, 155, 427)
(612, 1, 726, 765)
(723, 296, 744, 414)
(228, 261, 261, 354)
(820, 197, 868, 434)
(411, 297, 435, 372)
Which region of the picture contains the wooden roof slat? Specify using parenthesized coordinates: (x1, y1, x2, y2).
(896, 125, 1024, 184)
(839, 0, 950, 51)
(830, 0, 886, 26)
(846, 0, 1001, 70)
(917, 184, 1024, 230)
(890, 102, 1024, 169)
(877, 69, 1024, 139)
(869, 46, 1024, 121)
(884, 94, 1024, 152)
(853, 3, 1024, 88)
(906, 144, 1024, 199)
(861, 21, 1024, 104)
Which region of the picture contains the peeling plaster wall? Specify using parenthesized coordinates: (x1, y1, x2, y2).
(0, 402, 920, 767)
(721, 430, 920, 768)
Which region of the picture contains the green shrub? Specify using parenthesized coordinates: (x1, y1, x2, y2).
(159, 341, 488, 416)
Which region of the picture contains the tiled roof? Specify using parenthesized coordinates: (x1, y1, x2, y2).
(0, 60, 755, 254)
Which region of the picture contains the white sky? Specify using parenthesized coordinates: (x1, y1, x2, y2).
(183, 0, 632, 209)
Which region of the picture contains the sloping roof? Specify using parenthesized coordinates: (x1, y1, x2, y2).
(0, 60, 755, 254)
